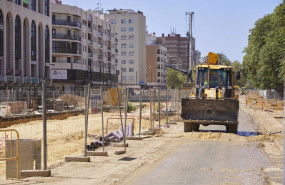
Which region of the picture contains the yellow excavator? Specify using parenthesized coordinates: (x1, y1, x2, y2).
(180, 52, 239, 133)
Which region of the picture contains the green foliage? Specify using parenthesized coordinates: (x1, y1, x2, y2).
(243, 1, 285, 92)
(232, 60, 246, 87)
(127, 102, 136, 112)
(217, 53, 231, 66)
(166, 68, 187, 88)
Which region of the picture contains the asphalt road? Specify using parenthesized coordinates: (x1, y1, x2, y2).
(127, 110, 271, 185)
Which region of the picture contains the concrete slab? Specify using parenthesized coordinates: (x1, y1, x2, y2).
(65, 156, 90, 162)
(110, 143, 128, 147)
(114, 150, 126, 155)
(127, 136, 151, 140)
(20, 170, 51, 178)
(86, 151, 108, 156)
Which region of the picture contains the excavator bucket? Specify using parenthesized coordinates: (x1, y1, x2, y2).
(181, 98, 239, 122)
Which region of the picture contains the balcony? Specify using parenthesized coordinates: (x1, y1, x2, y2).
(15, 69, 22, 76)
(88, 40, 92, 45)
(53, 48, 81, 55)
(52, 19, 81, 28)
(98, 31, 103, 37)
(52, 33, 81, 41)
(115, 38, 118, 43)
(98, 43, 103, 49)
(88, 27, 92, 33)
(98, 55, 103, 60)
(107, 57, 111, 62)
(6, 69, 13, 75)
(115, 49, 118, 53)
(108, 47, 111, 51)
(88, 52, 93, 58)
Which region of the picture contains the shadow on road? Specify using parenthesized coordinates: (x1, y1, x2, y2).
(198, 129, 262, 137)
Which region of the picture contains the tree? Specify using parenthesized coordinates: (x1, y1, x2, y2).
(243, 1, 285, 92)
(217, 53, 231, 66)
(232, 60, 246, 87)
(167, 68, 187, 88)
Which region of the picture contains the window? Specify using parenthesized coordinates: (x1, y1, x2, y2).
(122, 68, 126, 72)
(157, 72, 160, 77)
(122, 76, 127, 81)
(31, 0, 36, 11)
(129, 35, 134, 40)
(52, 57, 56, 62)
(129, 27, 134, 32)
(15, 0, 21, 5)
(129, 68, 134, 72)
(31, 21, 36, 61)
(129, 43, 134, 48)
(129, 60, 134, 64)
(121, 19, 126, 24)
(157, 57, 160, 62)
(129, 19, 134, 23)
(157, 49, 160, 54)
(129, 76, 134, 80)
(121, 35, 127, 40)
(110, 19, 116, 24)
(121, 52, 127, 56)
(45, 26, 50, 63)
(129, 51, 134, 56)
(67, 57, 71, 63)
(0, 10, 3, 56)
(121, 27, 126, 32)
(15, 16, 21, 59)
(121, 43, 127, 48)
(45, 0, 49, 16)
(122, 60, 126, 64)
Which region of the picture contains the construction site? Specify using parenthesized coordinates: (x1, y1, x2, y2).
(0, 83, 283, 184)
(0, 0, 284, 184)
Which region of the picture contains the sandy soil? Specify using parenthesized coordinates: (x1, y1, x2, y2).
(0, 96, 283, 184)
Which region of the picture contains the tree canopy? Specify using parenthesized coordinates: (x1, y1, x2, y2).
(243, 1, 285, 92)
(166, 68, 187, 88)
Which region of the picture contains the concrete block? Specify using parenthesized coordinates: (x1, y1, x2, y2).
(20, 170, 51, 178)
(86, 151, 108, 156)
(6, 139, 41, 179)
(114, 150, 126, 155)
(110, 143, 128, 147)
(127, 136, 150, 140)
(65, 156, 90, 162)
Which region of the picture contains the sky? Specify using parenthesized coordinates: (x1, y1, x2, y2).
(61, 0, 283, 62)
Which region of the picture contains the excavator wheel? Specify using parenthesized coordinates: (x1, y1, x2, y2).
(184, 123, 200, 132)
(226, 124, 238, 134)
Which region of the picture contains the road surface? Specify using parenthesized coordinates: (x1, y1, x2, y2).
(122, 110, 273, 185)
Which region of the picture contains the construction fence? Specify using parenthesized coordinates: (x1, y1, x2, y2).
(0, 83, 181, 180)
(245, 89, 284, 112)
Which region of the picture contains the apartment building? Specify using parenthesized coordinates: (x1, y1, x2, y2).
(103, 9, 146, 85)
(51, 2, 118, 91)
(0, 0, 51, 88)
(160, 33, 200, 70)
(146, 33, 167, 89)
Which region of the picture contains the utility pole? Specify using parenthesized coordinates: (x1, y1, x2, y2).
(186, 12, 194, 82)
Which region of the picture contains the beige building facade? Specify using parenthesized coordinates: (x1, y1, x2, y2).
(0, 0, 51, 87)
(103, 9, 146, 85)
(51, 2, 118, 91)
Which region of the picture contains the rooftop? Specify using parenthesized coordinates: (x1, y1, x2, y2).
(106, 9, 143, 15)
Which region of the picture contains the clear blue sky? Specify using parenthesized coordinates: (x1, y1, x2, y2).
(61, 0, 283, 62)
